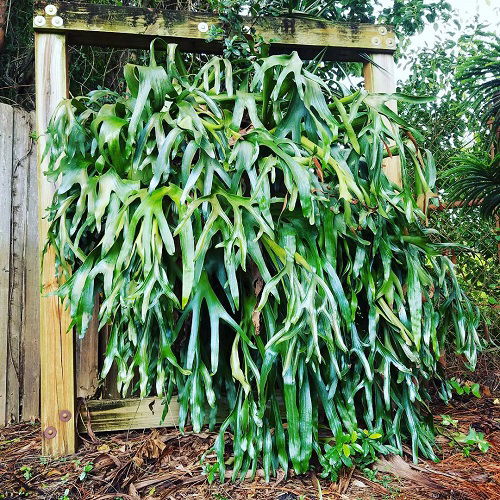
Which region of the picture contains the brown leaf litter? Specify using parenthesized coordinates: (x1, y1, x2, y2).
(0, 397, 498, 499)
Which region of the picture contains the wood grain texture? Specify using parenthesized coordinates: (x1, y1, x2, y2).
(6, 108, 33, 424)
(78, 398, 180, 433)
(76, 296, 99, 398)
(363, 54, 402, 187)
(22, 124, 40, 421)
(33, 2, 396, 61)
(35, 33, 76, 455)
(0, 103, 13, 426)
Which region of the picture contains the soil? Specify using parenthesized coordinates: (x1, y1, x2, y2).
(1, 397, 499, 500)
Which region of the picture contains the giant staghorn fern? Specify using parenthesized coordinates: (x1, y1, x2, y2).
(43, 42, 481, 480)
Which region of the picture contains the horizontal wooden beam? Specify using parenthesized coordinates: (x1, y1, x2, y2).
(78, 398, 179, 433)
(33, 2, 396, 61)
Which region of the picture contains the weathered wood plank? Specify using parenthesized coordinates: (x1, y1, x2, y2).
(99, 325, 120, 400)
(22, 120, 40, 422)
(78, 398, 180, 433)
(33, 2, 396, 61)
(363, 53, 402, 186)
(6, 108, 33, 424)
(76, 296, 99, 398)
(35, 33, 76, 455)
(0, 103, 13, 427)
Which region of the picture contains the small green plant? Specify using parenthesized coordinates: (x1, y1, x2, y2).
(319, 430, 395, 481)
(19, 466, 32, 481)
(451, 427, 491, 454)
(78, 462, 94, 481)
(212, 494, 230, 500)
(448, 378, 481, 398)
(440, 414, 458, 427)
(202, 461, 220, 484)
(58, 489, 71, 500)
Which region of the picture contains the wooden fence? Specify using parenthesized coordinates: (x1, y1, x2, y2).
(0, 102, 122, 428)
(0, 103, 40, 426)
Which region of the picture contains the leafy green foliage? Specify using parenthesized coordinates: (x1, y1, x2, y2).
(451, 427, 491, 455)
(78, 462, 94, 482)
(44, 42, 481, 480)
(440, 414, 458, 427)
(399, 22, 499, 344)
(446, 153, 499, 220)
(446, 378, 481, 398)
(319, 430, 393, 482)
(456, 36, 500, 148)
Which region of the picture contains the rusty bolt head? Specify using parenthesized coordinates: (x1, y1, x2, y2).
(59, 410, 72, 422)
(43, 426, 57, 439)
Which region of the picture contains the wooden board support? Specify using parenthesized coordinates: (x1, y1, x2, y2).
(35, 32, 76, 455)
(78, 398, 180, 433)
(33, 2, 396, 61)
(363, 53, 402, 186)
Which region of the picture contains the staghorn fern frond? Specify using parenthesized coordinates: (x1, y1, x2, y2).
(43, 41, 481, 481)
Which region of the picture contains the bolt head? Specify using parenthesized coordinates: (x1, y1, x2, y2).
(43, 426, 57, 439)
(371, 36, 381, 46)
(386, 38, 395, 47)
(34, 15, 46, 27)
(45, 4, 57, 16)
(51, 15, 63, 27)
(198, 22, 209, 33)
(378, 26, 388, 36)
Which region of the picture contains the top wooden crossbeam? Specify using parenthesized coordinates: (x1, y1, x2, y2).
(33, 2, 396, 61)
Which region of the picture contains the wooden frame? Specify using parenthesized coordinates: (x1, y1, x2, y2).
(33, 1, 398, 455)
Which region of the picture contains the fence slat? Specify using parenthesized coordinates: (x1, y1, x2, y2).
(6, 108, 33, 423)
(21, 111, 40, 421)
(0, 103, 14, 426)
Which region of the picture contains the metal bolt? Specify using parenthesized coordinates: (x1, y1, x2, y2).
(43, 426, 57, 439)
(45, 4, 57, 16)
(59, 410, 72, 422)
(371, 36, 381, 46)
(34, 15, 46, 27)
(51, 15, 64, 27)
(378, 26, 388, 36)
(386, 38, 395, 47)
(197, 22, 209, 33)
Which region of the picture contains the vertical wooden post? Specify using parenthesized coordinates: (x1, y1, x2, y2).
(363, 53, 402, 186)
(35, 33, 76, 455)
(76, 297, 100, 398)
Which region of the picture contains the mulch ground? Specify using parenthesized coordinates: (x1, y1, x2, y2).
(1, 397, 499, 500)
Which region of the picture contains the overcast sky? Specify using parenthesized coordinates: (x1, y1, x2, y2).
(406, 0, 499, 49)
(394, 0, 499, 78)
